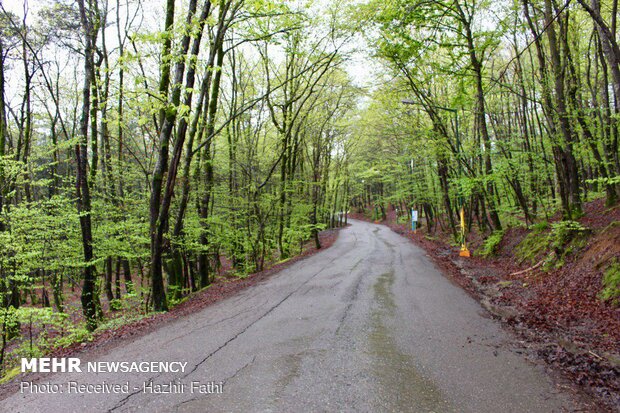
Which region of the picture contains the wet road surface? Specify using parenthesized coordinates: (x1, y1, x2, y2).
(1, 219, 578, 412)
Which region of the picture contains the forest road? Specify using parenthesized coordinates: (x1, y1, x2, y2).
(2, 219, 582, 413)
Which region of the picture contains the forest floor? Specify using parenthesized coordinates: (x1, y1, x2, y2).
(0, 227, 343, 390)
(350, 199, 620, 411)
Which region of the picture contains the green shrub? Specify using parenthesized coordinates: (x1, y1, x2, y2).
(516, 220, 589, 268)
(396, 214, 410, 225)
(109, 299, 123, 311)
(546, 221, 589, 269)
(13, 340, 45, 360)
(478, 230, 505, 257)
(516, 224, 550, 264)
(531, 221, 549, 232)
(600, 260, 620, 304)
(95, 313, 148, 332)
(549, 220, 588, 251)
(54, 327, 93, 348)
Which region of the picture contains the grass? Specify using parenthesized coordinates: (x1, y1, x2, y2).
(515, 220, 589, 269)
(478, 230, 506, 258)
(0, 367, 21, 384)
(600, 260, 620, 304)
(515, 223, 550, 264)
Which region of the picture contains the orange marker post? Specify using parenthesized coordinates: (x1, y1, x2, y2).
(459, 207, 470, 257)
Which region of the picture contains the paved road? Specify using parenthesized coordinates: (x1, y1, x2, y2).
(2, 220, 579, 412)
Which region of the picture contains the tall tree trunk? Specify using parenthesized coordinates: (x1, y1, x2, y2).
(198, 44, 225, 288)
(149, 0, 212, 310)
(77, 0, 102, 331)
(0, 39, 6, 232)
(544, 0, 582, 218)
(105, 257, 114, 302)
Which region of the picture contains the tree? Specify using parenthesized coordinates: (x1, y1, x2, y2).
(76, 0, 101, 331)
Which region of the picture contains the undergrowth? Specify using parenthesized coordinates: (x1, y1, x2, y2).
(0, 306, 94, 383)
(600, 260, 620, 305)
(0, 292, 142, 382)
(515, 222, 550, 264)
(516, 220, 589, 269)
(478, 230, 505, 257)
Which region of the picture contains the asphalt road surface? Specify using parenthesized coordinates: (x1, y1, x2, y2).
(2, 219, 580, 412)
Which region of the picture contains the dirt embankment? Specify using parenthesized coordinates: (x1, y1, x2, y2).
(351, 200, 620, 411)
